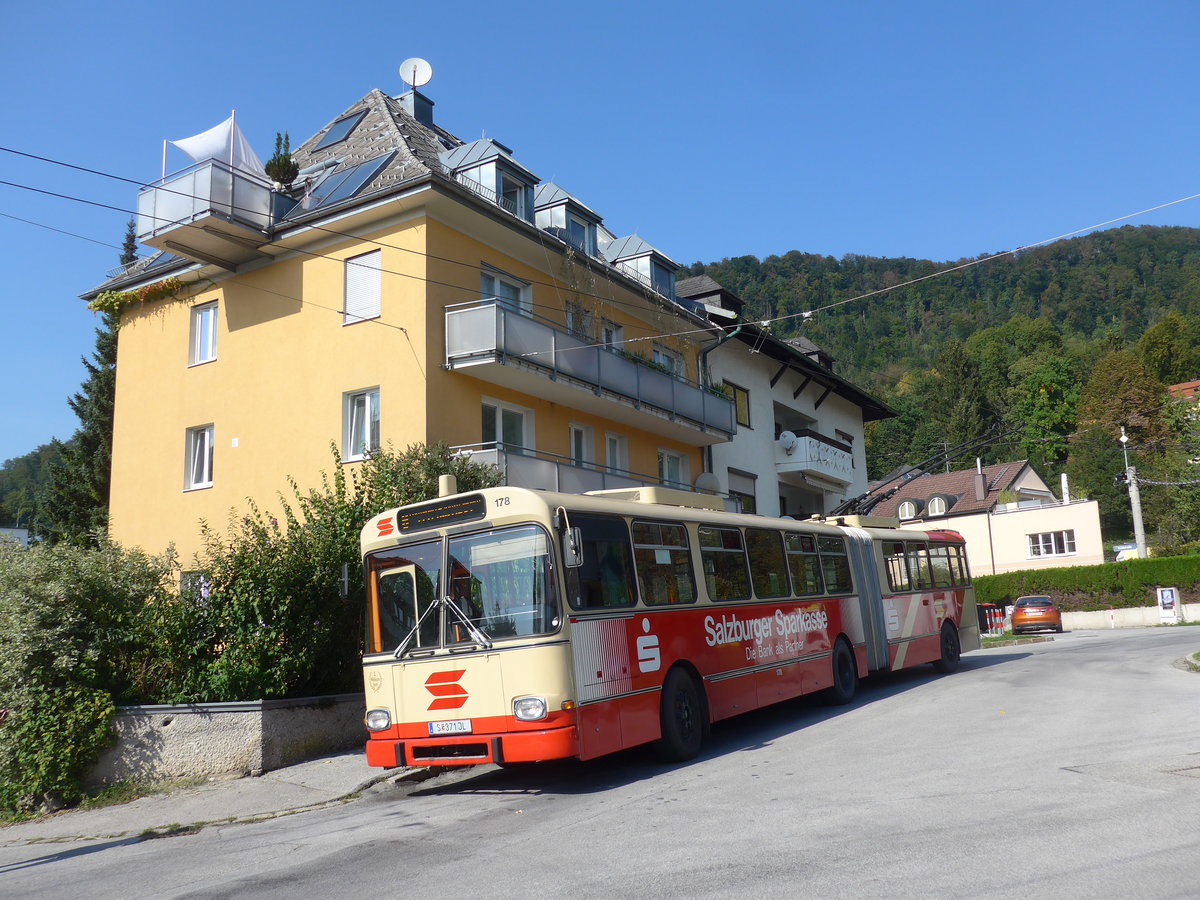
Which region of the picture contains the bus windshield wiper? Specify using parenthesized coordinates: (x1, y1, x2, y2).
(393, 596, 443, 659)
(445, 597, 492, 651)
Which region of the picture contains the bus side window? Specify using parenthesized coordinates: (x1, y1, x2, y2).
(906, 543, 933, 589)
(698, 526, 751, 602)
(746, 529, 788, 599)
(565, 513, 636, 610)
(784, 533, 824, 596)
(929, 545, 953, 588)
(817, 535, 853, 594)
(632, 521, 696, 606)
(949, 544, 971, 584)
(882, 540, 910, 592)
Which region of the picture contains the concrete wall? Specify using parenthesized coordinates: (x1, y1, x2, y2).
(87, 693, 365, 790)
(1062, 602, 1200, 631)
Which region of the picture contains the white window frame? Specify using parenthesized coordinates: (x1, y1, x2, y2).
(565, 302, 595, 340)
(602, 320, 624, 350)
(1028, 530, 1077, 558)
(605, 432, 628, 474)
(498, 171, 528, 219)
(343, 388, 380, 462)
(568, 423, 594, 469)
(658, 448, 689, 489)
(481, 266, 532, 315)
(189, 302, 218, 366)
(482, 397, 534, 454)
(344, 249, 382, 325)
(652, 344, 684, 378)
(927, 496, 947, 516)
(184, 425, 214, 491)
(726, 381, 751, 428)
(898, 500, 917, 520)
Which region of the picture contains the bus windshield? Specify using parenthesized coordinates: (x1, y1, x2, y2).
(366, 524, 558, 654)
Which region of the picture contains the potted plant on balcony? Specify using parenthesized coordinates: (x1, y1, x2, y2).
(265, 131, 299, 190)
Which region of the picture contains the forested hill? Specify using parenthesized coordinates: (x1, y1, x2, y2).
(682, 224, 1200, 392)
(684, 225, 1200, 543)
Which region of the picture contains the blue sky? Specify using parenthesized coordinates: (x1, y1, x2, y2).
(4, 0, 1200, 464)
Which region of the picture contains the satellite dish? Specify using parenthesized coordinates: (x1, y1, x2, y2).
(779, 431, 799, 455)
(399, 58, 433, 89)
(693, 472, 721, 495)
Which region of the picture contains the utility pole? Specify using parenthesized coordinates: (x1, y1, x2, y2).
(1119, 427, 1148, 559)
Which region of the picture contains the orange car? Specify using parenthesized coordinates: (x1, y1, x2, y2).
(1011, 596, 1063, 634)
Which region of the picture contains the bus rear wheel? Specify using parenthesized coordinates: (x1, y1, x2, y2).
(933, 621, 961, 674)
(655, 669, 704, 762)
(827, 638, 857, 705)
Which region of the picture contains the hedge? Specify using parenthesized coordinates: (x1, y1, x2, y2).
(973, 555, 1200, 612)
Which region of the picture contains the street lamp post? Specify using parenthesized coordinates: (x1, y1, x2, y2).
(1119, 427, 1148, 559)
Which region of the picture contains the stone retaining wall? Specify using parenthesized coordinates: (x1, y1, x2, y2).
(1063, 602, 1200, 631)
(87, 692, 365, 790)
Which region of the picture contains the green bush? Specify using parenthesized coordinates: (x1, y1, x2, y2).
(0, 539, 174, 814)
(974, 554, 1200, 611)
(150, 443, 500, 703)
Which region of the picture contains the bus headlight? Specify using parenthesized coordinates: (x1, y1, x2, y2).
(365, 708, 392, 731)
(513, 696, 548, 722)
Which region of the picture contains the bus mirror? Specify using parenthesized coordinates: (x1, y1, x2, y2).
(563, 527, 583, 568)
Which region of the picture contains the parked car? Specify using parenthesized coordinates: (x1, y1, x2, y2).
(1011, 596, 1063, 634)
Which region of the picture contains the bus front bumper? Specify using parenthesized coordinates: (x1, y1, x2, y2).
(366, 725, 578, 768)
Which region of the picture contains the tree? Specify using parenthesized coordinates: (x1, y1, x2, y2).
(36, 222, 134, 543)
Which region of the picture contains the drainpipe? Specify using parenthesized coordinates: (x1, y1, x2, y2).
(697, 323, 744, 475)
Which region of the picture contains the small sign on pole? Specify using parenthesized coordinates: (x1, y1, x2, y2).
(1157, 587, 1180, 625)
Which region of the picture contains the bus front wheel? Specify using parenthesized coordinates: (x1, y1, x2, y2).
(655, 669, 704, 762)
(933, 621, 961, 674)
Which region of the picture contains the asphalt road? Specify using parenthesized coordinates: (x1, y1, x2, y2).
(3, 627, 1199, 899)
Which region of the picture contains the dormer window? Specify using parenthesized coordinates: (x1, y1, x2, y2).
(926, 495, 949, 516)
(534, 183, 601, 256)
(651, 261, 674, 299)
(897, 499, 924, 520)
(605, 235, 681, 301)
(441, 139, 539, 224)
(499, 172, 527, 218)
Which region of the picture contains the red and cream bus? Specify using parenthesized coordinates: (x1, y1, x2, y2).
(360, 483, 980, 768)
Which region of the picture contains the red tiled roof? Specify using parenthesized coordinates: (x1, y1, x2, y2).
(869, 460, 1032, 519)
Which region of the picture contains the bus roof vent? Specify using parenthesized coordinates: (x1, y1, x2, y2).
(584, 486, 726, 511)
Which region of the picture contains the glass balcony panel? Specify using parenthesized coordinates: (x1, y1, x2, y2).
(446, 304, 498, 359)
(638, 366, 674, 410)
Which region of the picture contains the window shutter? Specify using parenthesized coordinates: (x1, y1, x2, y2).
(344, 250, 382, 324)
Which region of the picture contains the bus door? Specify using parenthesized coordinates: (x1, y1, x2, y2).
(841, 527, 890, 672)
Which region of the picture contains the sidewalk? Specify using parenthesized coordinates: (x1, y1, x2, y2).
(0, 751, 409, 845)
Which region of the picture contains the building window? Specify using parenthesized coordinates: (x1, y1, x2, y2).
(658, 449, 688, 488)
(602, 320, 624, 350)
(568, 423, 593, 468)
(728, 469, 756, 514)
(898, 500, 917, 520)
(926, 496, 947, 516)
(481, 268, 531, 315)
(565, 302, 594, 339)
(189, 302, 218, 366)
(605, 433, 628, 474)
(1028, 530, 1076, 558)
(499, 172, 528, 219)
(344, 249, 382, 325)
(483, 399, 532, 453)
(651, 261, 675, 299)
(725, 382, 750, 428)
(185, 425, 214, 490)
(652, 345, 684, 378)
(566, 214, 596, 255)
(344, 389, 380, 461)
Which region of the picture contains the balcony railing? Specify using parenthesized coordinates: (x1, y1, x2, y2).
(445, 300, 734, 438)
(454, 444, 653, 494)
(774, 428, 855, 486)
(137, 159, 272, 241)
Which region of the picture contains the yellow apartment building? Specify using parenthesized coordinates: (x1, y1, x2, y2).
(86, 87, 735, 562)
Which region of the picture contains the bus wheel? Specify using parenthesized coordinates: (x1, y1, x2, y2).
(933, 621, 961, 674)
(655, 669, 704, 762)
(828, 638, 857, 705)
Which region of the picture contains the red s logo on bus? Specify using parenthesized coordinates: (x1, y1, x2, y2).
(425, 670, 468, 710)
(377, 517, 395, 537)
(636, 618, 661, 673)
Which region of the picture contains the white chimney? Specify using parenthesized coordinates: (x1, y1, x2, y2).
(1061, 472, 1071, 504)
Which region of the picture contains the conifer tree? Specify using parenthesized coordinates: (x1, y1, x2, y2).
(36, 221, 133, 543)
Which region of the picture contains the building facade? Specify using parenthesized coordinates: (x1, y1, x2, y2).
(90, 89, 735, 561)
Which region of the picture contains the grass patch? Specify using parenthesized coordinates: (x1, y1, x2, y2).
(79, 776, 207, 812)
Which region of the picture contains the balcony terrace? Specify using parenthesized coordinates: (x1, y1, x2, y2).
(445, 300, 734, 445)
(774, 428, 855, 487)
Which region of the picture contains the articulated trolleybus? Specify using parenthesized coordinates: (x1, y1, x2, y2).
(360, 483, 981, 768)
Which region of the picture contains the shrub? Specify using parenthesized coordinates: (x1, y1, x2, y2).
(0, 539, 174, 814)
(974, 554, 1200, 611)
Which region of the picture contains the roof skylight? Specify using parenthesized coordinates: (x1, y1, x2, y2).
(314, 110, 367, 151)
